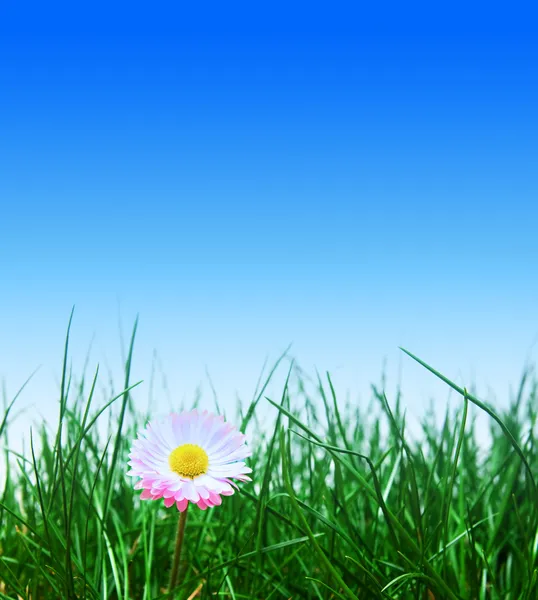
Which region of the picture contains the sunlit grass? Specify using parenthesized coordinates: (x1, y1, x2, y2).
(1, 318, 537, 599)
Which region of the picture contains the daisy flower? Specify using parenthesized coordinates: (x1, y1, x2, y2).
(127, 410, 252, 511)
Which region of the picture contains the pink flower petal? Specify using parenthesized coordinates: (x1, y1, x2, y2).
(197, 498, 208, 510)
(176, 498, 189, 512)
(164, 497, 176, 508)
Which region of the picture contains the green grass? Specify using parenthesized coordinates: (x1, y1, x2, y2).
(1, 321, 537, 599)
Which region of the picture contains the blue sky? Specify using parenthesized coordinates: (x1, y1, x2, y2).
(1, 3, 538, 441)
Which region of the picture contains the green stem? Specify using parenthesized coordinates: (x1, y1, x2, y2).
(168, 504, 189, 593)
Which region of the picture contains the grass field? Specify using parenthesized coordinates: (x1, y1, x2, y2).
(1, 320, 537, 599)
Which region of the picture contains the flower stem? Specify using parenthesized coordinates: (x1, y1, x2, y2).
(168, 504, 189, 593)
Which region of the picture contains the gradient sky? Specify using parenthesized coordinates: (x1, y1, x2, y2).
(1, 3, 538, 445)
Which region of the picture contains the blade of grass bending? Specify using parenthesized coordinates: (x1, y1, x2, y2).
(266, 397, 390, 523)
(266, 397, 375, 491)
(402, 346, 538, 587)
(326, 372, 353, 454)
(267, 399, 462, 600)
(279, 428, 359, 600)
(399, 347, 537, 497)
(305, 577, 349, 600)
(381, 572, 437, 593)
(291, 430, 399, 548)
(379, 451, 401, 520)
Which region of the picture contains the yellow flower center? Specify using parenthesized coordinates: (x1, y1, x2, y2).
(168, 443, 209, 479)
